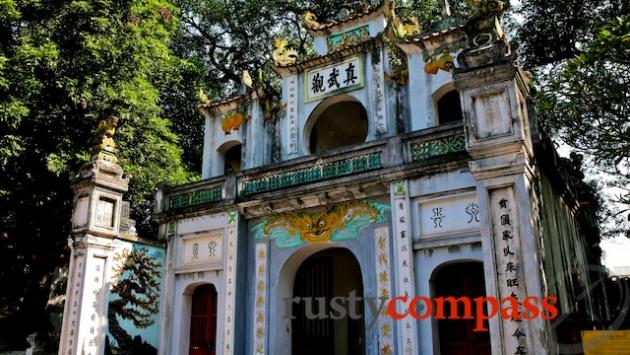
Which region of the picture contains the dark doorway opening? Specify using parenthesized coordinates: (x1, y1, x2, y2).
(437, 90, 463, 125)
(292, 248, 365, 355)
(308, 100, 368, 154)
(189, 284, 218, 355)
(223, 143, 241, 175)
(433, 262, 491, 355)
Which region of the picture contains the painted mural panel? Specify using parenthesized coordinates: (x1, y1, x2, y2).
(105, 242, 165, 355)
(252, 199, 390, 248)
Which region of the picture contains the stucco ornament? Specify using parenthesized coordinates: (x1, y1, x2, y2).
(423, 42, 462, 74)
(301, 11, 322, 30)
(271, 39, 298, 66)
(253, 200, 390, 248)
(393, 16, 421, 39)
(384, 2, 422, 39)
(221, 111, 250, 134)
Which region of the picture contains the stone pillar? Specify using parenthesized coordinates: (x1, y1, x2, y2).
(390, 180, 418, 355)
(455, 64, 551, 355)
(58, 118, 130, 355)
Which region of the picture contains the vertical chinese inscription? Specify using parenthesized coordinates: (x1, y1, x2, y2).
(252, 243, 267, 355)
(391, 181, 418, 355)
(372, 53, 387, 134)
(63, 255, 85, 354)
(287, 77, 298, 154)
(223, 212, 238, 355)
(83, 256, 106, 355)
(374, 226, 395, 355)
(489, 188, 530, 355)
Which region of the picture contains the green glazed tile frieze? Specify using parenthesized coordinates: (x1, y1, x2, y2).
(241, 152, 383, 196)
(168, 186, 223, 210)
(410, 133, 466, 161)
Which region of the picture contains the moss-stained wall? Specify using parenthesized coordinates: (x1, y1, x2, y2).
(538, 172, 599, 344)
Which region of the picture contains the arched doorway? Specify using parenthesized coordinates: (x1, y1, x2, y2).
(223, 144, 241, 174)
(292, 248, 365, 355)
(189, 284, 218, 355)
(433, 84, 463, 125)
(432, 262, 491, 355)
(306, 96, 368, 154)
(217, 140, 242, 176)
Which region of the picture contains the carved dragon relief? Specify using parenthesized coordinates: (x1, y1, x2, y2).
(253, 200, 390, 248)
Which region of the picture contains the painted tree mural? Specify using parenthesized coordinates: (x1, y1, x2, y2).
(106, 246, 162, 355)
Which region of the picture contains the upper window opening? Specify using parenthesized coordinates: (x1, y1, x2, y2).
(308, 99, 368, 154)
(437, 89, 463, 125)
(224, 144, 241, 175)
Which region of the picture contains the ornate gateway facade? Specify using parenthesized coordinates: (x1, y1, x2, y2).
(58, 1, 606, 354)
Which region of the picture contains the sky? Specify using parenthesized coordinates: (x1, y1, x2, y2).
(601, 236, 630, 270)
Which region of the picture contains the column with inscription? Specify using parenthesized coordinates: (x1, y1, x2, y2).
(455, 63, 551, 354)
(58, 117, 130, 355)
(390, 181, 418, 355)
(489, 187, 533, 355)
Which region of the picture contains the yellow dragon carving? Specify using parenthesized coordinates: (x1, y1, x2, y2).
(261, 201, 382, 245)
(271, 39, 298, 66)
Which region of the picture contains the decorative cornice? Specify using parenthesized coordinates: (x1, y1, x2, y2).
(399, 23, 467, 47)
(197, 89, 260, 115)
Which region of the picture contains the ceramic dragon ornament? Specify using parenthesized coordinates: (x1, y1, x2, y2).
(253, 200, 390, 248)
(271, 39, 298, 66)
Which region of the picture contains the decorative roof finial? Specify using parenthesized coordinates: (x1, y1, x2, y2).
(94, 116, 120, 164)
(442, 0, 452, 17)
(97, 116, 118, 152)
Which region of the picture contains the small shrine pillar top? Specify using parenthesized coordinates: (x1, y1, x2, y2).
(70, 116, 131, 238)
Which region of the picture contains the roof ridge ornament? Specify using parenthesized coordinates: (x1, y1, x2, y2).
(301, 12, 322, 31)
(442, 0, 452, 18)
(271, 38, 298, 67)
(385, 1, 421, 39)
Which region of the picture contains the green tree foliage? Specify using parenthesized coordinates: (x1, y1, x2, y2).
(516, 1, 630, 232)
(0, 0, 194, 347)
(536, 16, 630, 235)
(516, 0, 629, 68)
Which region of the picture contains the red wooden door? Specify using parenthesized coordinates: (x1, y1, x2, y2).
(190, 284, 218, 355)
(434, 262, 491, 355)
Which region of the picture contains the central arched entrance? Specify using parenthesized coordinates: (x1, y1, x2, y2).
(432, 262, 491, 355)
(291, 248, 365, 355)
